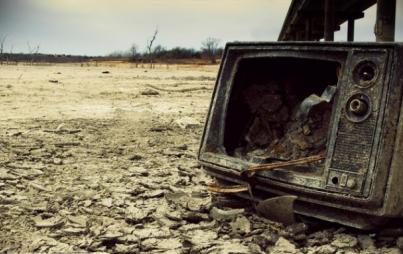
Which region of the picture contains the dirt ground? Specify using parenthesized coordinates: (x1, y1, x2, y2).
(0, 63, 402, 254)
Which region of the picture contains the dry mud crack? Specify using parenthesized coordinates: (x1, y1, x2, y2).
(0, 64, 402, 253)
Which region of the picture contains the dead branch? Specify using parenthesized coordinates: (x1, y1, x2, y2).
(146, 28, 158, 68)
(241, 154, 325, 178)
(208, 182, 248, 193)
(145, 84, 211, 93)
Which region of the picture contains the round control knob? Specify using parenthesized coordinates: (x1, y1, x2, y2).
(361, 68, 375, 81)
(345, 93, 371, 122)
(353, 60, 378, 87)
(349, 98, 368, 116)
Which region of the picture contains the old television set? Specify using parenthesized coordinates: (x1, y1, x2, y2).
(198, 42, 403, 229)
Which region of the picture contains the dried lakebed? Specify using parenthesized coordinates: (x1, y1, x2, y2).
(0, 63, 402, 253)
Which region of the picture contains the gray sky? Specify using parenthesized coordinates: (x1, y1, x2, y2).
(0, 0, 402, 56)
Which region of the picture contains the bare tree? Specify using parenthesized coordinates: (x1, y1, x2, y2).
(201, 37, 220, 64)
(27, 42, 40, 65)
(129, 43, 138, 62)
(146, 28, 158, 68)
(0, 35, 7, 65)
(6, 44, 14, 65)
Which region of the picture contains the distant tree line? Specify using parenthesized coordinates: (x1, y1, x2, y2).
(0, 45, 223, 65)
(108, 46, 222, 61)
(108, 37, 223, 64)
(0, 33, 224, 65)
(0, 52, 96, 64)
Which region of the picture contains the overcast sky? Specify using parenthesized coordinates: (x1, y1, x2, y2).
(0, 0, 402, 56)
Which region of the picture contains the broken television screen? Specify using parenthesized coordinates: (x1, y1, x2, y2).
(225, 57, 339, 171)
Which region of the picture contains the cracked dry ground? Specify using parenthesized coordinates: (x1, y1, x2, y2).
(0, 64, 402, 254)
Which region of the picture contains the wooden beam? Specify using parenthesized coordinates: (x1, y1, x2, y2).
(324, 0, 335, 41)
(305, 18, 311, 40)
(375, 0, 396, 42)
(347, 18, 355, 41)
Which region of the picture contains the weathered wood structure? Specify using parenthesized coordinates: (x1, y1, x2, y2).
(278, 0, 396, 42)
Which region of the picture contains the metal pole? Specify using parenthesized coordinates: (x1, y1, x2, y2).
(347, 18, 355, 41)
(375, 0, 396, 42)
(324, 0, 335, 41)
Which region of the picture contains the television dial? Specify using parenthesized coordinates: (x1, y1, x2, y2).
(353, 60, 378, 88)
(346, 93, 371, 122)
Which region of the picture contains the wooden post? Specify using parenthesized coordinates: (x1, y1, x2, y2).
(324, 0, 335, 41)
(305, 18, 311, 41)
(375, 0, 396, 42)
(347, 18, 355, 41)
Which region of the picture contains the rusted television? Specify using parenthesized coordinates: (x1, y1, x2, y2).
(198, 42, 403, 229)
